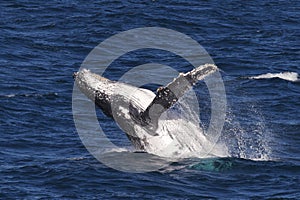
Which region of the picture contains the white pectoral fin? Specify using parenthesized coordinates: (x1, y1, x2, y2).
(140, 64, 218, 128)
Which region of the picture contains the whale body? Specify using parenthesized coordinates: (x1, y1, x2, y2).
(74, 64, 228, 158)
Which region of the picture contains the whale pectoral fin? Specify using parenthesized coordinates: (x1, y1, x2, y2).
(140, 64, 218, 128)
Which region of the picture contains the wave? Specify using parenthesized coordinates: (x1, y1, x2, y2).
(0, 92, 58, 98)
(248, 72, 299, 82)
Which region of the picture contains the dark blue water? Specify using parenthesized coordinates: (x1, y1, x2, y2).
(1, 0, 299, 199)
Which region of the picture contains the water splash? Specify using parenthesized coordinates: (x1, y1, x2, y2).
(223, 105, 272, 161)
(249, 72, 299, 82)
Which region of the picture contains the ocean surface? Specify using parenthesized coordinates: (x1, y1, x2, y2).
(1, 0, 299, 199)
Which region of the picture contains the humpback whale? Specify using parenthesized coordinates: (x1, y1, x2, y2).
(74, 64, 227, 158)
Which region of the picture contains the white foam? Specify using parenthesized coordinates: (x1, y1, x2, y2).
(2, 93, 58, 98)
(249, 72, 299, 82)
(5, 94, 16, 98)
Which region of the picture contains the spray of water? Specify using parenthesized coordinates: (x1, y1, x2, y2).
(222, 104, 272, 161)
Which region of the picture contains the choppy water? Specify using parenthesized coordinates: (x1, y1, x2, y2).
(1, 0, 299, 199)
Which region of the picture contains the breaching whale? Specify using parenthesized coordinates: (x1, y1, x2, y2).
(74, 64, 227, 158)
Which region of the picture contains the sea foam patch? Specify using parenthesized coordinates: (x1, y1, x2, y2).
(249, 72, 299, 82)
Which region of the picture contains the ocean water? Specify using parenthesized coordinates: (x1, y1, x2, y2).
(1, 0, 299, 199)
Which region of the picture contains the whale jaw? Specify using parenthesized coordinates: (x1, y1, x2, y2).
(74, 69, 157, 150)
